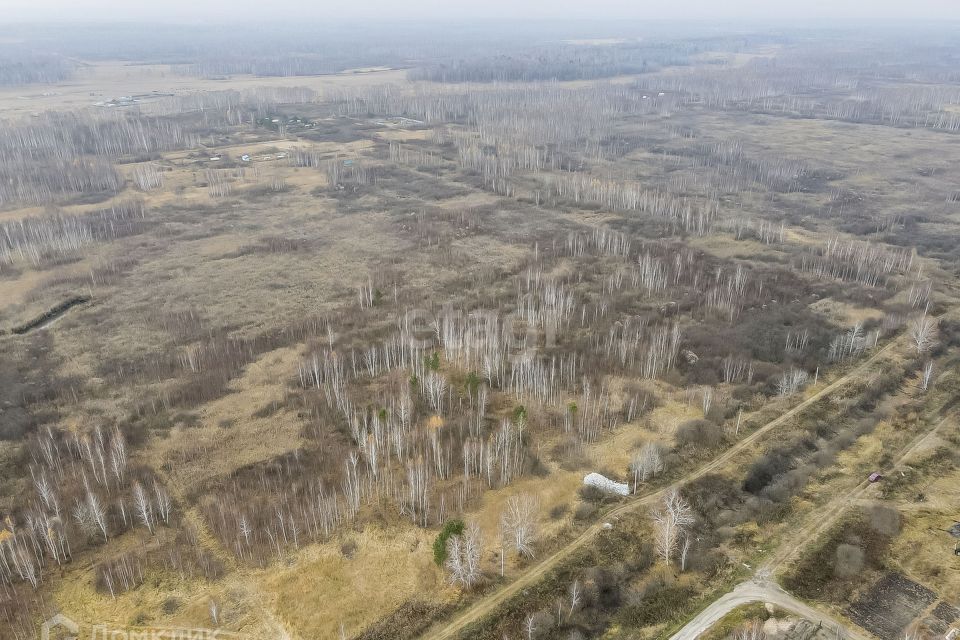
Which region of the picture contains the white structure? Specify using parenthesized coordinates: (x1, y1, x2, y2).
(583, 472, 629, 496)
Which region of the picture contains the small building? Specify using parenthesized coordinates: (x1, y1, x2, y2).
(868, 472, 883, 483)
(948, 522, 960, 538)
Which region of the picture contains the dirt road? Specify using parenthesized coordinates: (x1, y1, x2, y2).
(668, 578, 870, 640)
(419, 337, 902, 640)
(667, 412, 952, 640)
(760, 413, 951, 574)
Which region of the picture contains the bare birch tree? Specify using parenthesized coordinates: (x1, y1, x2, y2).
(680, 532, 692, 572)
(153, 482, 172, 525)
(733, 620, 766, 640)
(445, 521, 483, 588)
(777, 368, 809, 396)
(501, 493, 539, 558)
(651, 488, 694, 564)
(568, 579, 582, 620)
(525, 613, 538, 640)
(921, 361, 935, 391)
(132, 482, 153, 534)
(630, 442, 664, 492)
(910, 314, 937, 354)
(86, 486, 108, 541)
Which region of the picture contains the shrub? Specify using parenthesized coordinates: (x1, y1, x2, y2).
(868, 504, 901, 536)
(616, 584, 696, 627)
(743, 448, 796, 495)
(355, 600, 454, 640)
(578, 484, 606, 504)
(584, 566, 623, 611)
(574, 502, 598, 521)
(834, 543, 865, 577)
(675, 419, 723, 450)
(783, 511, 894, 601)
(433, 519, 465, 566)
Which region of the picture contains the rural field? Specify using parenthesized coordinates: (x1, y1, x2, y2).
(0, 18, 958, 640)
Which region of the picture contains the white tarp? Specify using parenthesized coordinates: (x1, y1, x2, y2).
(583, 472, 629, 496)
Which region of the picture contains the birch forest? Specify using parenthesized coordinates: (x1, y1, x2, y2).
(0, 18, 959, 640)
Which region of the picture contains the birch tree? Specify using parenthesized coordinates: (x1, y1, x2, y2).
(734, 621, 766, 640)
(680, 533, 692, 572)
(153, 482, 172, 525)
(777, 368, 809, 396)
(86, 486, 108, 541)
(910, 314, 937, 354)
(651, 488, 694, 564)
(445, 521, 483, 588)
(132, 482, 153, 534)
(501, 493, 539, 558)
(921, 361, 934, 391)
(525, 613, 538, 640)
(630, 442, 664, 492)
(568, 579, 582, 619)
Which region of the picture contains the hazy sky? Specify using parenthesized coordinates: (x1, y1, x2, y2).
(5, 0, 960, 23)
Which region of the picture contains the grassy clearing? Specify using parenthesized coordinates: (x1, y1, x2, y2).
(885, 460, 960, 599)
(262, 525, 446, 639)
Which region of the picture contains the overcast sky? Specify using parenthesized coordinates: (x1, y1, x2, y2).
(4, 0, 960, 23)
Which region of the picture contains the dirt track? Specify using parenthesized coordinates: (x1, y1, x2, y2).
(668, 578, 870, 640)
(668, 413, 952, 640)
(419, 336, 903, 640)
(760, 414, 951, 575)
